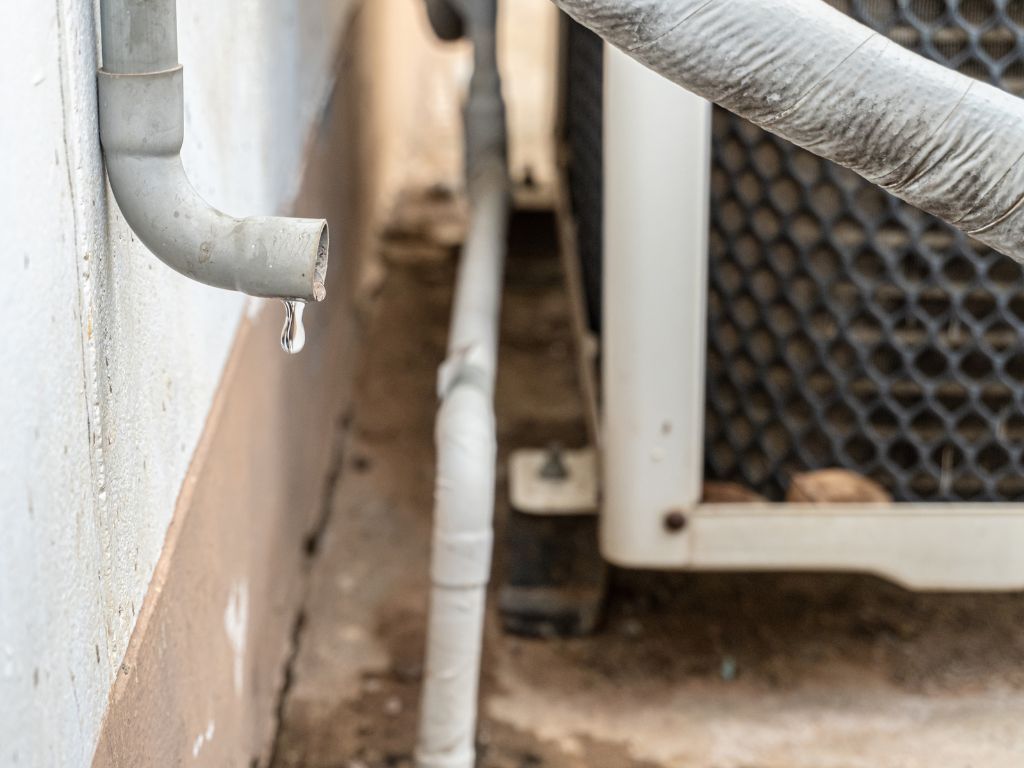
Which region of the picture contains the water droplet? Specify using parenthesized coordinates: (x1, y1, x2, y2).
(280, 300, 306, 354)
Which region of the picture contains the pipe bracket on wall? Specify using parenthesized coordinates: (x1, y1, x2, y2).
(97, 0, 329, 303)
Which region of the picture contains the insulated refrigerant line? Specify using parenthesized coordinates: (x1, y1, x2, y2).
(554, 0, 1024, 264)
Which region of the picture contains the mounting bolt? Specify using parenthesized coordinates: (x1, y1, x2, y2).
(538, 442, 570, 481)
(663, 510, 687, 533)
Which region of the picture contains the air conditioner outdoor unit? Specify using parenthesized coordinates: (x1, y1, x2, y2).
(503, 3, 1024, 627)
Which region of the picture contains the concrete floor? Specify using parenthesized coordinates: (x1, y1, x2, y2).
(271, 197, 1024, 768)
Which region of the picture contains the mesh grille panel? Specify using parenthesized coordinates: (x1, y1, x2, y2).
(565, 21, 605, 333)
(705, 0, 1024, 500)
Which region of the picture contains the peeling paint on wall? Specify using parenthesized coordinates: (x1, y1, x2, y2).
(224, 580, 250, 699)
(190, 719, 216, 759)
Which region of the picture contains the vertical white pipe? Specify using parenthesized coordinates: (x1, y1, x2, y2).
(416, 160, 508, 768)
(416, 0, 508, 760)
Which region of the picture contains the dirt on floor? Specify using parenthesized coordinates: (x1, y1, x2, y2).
(270, 192, 1024, 768)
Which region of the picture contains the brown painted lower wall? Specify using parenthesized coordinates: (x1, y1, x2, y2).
(91, 11, 382, 766)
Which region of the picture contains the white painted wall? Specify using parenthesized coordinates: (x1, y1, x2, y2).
(0, 1, 354, 765)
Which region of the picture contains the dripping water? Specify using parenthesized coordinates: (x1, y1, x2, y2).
(281, 300, 306, 354)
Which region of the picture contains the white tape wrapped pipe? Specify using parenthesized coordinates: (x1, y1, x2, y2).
(415, 0, 508, 756)
(553, 0, 1024, 261)
(416, 158, 508, 768)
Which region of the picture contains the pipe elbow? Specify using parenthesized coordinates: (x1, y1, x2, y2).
(97, 67, 328, 301)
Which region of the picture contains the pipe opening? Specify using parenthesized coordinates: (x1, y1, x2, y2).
(313, 222, 329, 302)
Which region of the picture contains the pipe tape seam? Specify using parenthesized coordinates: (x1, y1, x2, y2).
(437, 348, 492, 399)
(430, 529, 494, 587)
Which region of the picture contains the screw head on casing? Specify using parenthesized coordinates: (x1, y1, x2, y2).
(663, 510, 687, 533)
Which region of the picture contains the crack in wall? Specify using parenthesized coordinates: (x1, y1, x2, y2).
(265, 407, 357, 767)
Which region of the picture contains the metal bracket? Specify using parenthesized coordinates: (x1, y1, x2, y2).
(509, 446, 598, 516)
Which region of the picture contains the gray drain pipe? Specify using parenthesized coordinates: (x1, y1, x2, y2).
(554, 0, 1024, 263)
(415, 1, 508, 766)
(97, 0, 328, 303)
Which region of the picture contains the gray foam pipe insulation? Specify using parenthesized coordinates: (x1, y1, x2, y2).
(554, 0, 1024, 263)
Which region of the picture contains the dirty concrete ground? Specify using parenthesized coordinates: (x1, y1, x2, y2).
(271, 193, 1024, 768)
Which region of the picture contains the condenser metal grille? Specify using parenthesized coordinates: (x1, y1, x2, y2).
(565, 20, 605, 334)
(705, 0, 1024, 501)
(562, 3, 1024, 502)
